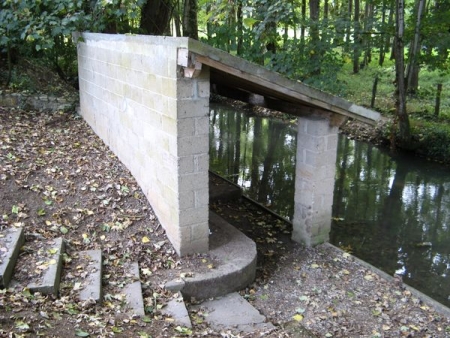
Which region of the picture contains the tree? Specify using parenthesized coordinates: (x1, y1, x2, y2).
(140, 0, 174, 35)
(183, 0, 198, 39)
(405, 0, 426, 94)
(394, 0, 411, 146)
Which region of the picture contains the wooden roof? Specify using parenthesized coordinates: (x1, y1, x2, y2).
(186, 39, 381, 126)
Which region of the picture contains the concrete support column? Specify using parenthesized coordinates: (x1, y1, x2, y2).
(292, 115, 339, 246)
(175, 67, 210, 256)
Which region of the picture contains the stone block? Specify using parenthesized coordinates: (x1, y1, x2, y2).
(177, 134, 209, 157)
(194, 188, 209, 208)
(177, 99, 209, 119)
(179, 206, 208, 227)
(195, 116, 210, 136)
(178, 118, 195, 137)
(179, 172, 208, 193)
(194, 154, 209, 172)
(178, 156, 195, 174)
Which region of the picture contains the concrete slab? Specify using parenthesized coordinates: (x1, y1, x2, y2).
(168, 211, 257, 300)
(162, 297, 192, 328)
(122, 262, 145, 316)
(78, 250, 102, 302)
(28, 237, 65, 296)
(191, 292, 275, 333)
(0, 227, 24, 288)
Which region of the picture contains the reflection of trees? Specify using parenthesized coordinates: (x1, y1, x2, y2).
(209, 104, 296, 220)
(210, 104, 450, 307)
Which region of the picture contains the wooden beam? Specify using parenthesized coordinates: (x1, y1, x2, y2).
(195, 53, 379, 125)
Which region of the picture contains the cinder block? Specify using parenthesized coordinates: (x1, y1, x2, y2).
(190, 222, 210, 241)
(179, 190, 195, 210)
(179, 205, 208, 227)
(179, 156, 195, 174)
(194, 154, 209, 172)
(195, 116, 210, 136)
(177, 135, 209, 157)
(179, 172, 208, 193)
(177, 99, 209, 118)
(197, 79, 210, 98)
(194, 188, 209, 208)
(178, 118, 195, 137)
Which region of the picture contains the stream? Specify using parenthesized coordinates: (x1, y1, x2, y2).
(209, 102, 450, 308)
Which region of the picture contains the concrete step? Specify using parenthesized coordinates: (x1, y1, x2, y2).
(122, 262, 145, 316)
(190, 292, 274, 333)
(0, 227, 25, 288)
(77, 250, 103, 302)
(166, 211, 257, 300)
(28, 237, 65, 296)
(0, 222, 262, 334)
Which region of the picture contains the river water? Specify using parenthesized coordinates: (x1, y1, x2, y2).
(209, 102, 450, 308)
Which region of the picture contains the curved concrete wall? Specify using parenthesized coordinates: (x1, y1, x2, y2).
(77, 33, 210, 256)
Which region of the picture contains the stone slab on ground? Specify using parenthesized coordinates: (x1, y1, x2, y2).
(191, 292, 275, 333)
(78, 249, 102, 302)
(162, 297, 192, 328)
(0, 227, 25, 288)
(28, 237, 65, 296)
(123, 262, 145, 317)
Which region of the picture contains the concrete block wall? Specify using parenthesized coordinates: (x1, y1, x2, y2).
(77, 33, 210, 256)
(292, 115, 339, 246)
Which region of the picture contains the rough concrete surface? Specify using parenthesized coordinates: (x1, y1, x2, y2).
(191, 292, 275, 333)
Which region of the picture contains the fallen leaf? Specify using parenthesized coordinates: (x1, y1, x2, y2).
(75, 328, 90, 337)
(292, 314, 303, 322)
(142, 236, 150, 243)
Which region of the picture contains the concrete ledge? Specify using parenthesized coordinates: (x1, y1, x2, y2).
(78, 250, 103, 302)
(28, 237, 65, 296)
(123, 262, 145, 316)
(171, 211, 257, 300)
(0, 227, 24, 288)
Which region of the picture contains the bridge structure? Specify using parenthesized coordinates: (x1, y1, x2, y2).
(76, 33, 380, 256)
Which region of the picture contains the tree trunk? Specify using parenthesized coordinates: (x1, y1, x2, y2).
(345, 0, 353, 52)
(300, 0, 306, 48)
(140, 0, 174, 35)
(379, 0, 387, 66)
(435, 83, 443, 117)
(237, 0, 243, 56)
(394, 0, 411, 146)
(309, 0, 321, 76)
(353, 0, 361, 73)
(183, 0, 198, 39)
(406, 0, 425, 94)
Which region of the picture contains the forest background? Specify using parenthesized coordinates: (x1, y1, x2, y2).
(1, 0, 449, 162)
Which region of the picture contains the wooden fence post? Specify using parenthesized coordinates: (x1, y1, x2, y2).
(435, 83, 442, 117)
(371, 75, 379, 108)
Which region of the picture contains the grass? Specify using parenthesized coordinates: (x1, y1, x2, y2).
(339, 57, 450, 118)
(337, 55, 450, 163)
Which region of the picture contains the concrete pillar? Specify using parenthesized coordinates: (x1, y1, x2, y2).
(175, 67, 210, 256)
(292, 115, 339, 246)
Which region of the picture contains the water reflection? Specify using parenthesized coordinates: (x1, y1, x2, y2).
(209, 102, 450, 307)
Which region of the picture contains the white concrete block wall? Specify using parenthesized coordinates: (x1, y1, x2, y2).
(77, 33, 209, 256)
(292, 116, 339, 246)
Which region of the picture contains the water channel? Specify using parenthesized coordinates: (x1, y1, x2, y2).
(209, 102, 450, 308)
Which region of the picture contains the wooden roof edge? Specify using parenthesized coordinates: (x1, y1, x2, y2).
(186, 39, 381, 125)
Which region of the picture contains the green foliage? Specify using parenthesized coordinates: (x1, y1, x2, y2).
(410, 120, 450, 163)
(90, 0, 146, 34)
(0, 0, 90, 85)
(0, 0, 146, 86)
(268, 39, 345, 96)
